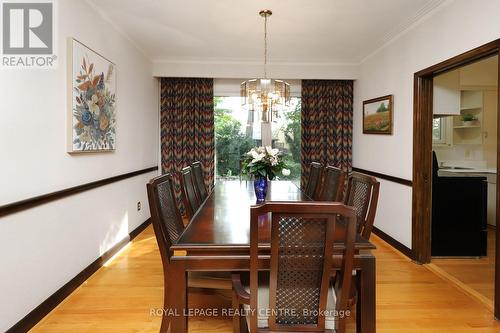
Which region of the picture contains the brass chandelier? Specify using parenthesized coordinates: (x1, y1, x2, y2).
(241, 9, 290, 123)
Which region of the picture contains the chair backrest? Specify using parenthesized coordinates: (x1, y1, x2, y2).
(180, 166, 201, 220)
(317, 166, 346, 201)
(191, 161, 208, 201)
(305, 162, 323, 199)
(146, 173, 185, 271)
(248, 202, 357, 332)
(344, 172, 380, 239)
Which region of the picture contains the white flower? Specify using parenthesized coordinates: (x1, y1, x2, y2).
(257, 146, 266, 154)
(250, 150, 265, 164)
(265, 146, 279, 157)
(270, 156, 278, 166)
(89, 94, 100, 116)
(281, 168, 291, 176)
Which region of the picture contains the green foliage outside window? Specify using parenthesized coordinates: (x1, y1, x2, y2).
(214, 97, 254, 178)
(280, 101, 301, 180)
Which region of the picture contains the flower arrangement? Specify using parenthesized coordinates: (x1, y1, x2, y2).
(241, 146, 290, 180)
(72, 56, 116, 151)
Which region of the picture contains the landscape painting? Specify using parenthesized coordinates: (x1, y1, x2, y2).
(68, 39, 117, 153)
(363, 95, 393, 134)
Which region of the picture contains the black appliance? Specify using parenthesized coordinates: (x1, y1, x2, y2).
(431, 151, 487, 256)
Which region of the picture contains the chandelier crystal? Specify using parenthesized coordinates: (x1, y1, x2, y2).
(241, 10, 290, 123)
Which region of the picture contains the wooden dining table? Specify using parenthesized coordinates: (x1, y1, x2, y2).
(169, 180, 376, 333)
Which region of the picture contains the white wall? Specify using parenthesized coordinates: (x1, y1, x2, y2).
(153, 60, 359, 80)
(353, 0, 500, 248)
(0, 0, 158, 331)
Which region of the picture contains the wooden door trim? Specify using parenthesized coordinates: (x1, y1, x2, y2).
(412, 39, 499, 317)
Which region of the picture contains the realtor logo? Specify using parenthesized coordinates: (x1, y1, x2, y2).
(1, 1, 57, 68)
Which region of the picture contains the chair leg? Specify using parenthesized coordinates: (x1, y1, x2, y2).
(336, 317, 346, 333)
(160, 272, 174, 333)
(160, 279, 170, 333)
(232, 289, 241, 333)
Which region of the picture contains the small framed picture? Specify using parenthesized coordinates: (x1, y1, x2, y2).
(363, 95, 393, 135)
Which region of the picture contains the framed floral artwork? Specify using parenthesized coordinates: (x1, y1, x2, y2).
(67, 38, 116, 153)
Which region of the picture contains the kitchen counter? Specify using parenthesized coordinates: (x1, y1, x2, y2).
(439, 167, 496, 174)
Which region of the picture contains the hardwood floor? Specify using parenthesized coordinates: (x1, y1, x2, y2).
(31, 225, 500, 332)
(431, 227, 496, 309)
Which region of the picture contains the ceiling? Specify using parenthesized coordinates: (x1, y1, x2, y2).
(88, 0, 445, 65)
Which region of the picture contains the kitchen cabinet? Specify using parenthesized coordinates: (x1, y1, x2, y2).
(439, 170, 496, 226)
(433, 70, 460, 115)
(452, 90, 483, 145)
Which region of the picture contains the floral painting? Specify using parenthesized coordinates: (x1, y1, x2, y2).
(68, 39, 116, 152)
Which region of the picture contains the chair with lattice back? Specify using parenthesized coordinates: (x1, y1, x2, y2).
(180, 166, 201, 220)
(317, 166, 347, 202)
(147, 173, 187, 333)
(231, 202, 357, 333)
(147, 174, 231, 333)
(305, 162, 323, 199)
(191, 161, 209, 202)
(344, 172, 380, 240)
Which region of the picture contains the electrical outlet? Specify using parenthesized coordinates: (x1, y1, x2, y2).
(137, 201, 141, 211)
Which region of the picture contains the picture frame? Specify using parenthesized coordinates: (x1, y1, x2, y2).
(362, 95, 393, 135)
(67, 38, 117, 153)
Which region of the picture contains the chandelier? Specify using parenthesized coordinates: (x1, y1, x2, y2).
(241, 9, 290, 123)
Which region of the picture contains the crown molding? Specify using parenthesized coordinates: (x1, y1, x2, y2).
(360, 0, 450, 63)
(85, 0, 152, 63)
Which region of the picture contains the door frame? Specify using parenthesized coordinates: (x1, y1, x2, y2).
(412, 39, 500, 317)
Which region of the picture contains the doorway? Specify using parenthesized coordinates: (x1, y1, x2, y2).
(412, 39, 500, 317)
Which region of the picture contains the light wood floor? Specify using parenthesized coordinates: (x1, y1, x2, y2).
(31, 225, 500, 332)
(431, 227, 496, 309)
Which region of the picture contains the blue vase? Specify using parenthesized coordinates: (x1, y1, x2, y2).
(253, 177, 268, 203)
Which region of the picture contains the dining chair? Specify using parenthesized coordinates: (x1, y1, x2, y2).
(231, 202, 357, 333)
(339, 173, 380, 318)
(191, 161, 209, 202)
(180, 166, 201, 220)
(316, 166, 347, 202)
(305, 162, 323, 199)
(344, 172, 380, 240)
(147, 174, 231, 333)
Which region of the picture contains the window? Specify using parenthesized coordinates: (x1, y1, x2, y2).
(214, 97, 301, 182)
(432, 116, 450, 145)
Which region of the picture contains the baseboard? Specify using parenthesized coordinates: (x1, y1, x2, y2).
(6, 218, 151, 333)
(372, 226, 414, 260)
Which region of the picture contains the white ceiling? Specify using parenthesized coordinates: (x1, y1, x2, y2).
(88, 0, 445, 65)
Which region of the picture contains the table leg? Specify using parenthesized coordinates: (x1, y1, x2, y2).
(357, 254, 376, 333)
(169, 261, 188, 332)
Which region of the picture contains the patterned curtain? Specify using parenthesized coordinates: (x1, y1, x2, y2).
(160, 78, 214, 213)
(301, 80, 353, 189)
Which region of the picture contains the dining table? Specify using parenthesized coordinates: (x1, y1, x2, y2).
(169, 180, 376, 333)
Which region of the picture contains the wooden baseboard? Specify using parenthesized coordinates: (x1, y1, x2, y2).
(6, 219, 151, 333)
(372, 226, 414, 259)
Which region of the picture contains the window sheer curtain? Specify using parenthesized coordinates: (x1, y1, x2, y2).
(301, 80, 353, 189)
(160, 78, 214, 213)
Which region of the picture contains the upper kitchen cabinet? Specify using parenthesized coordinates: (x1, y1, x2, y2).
(453, 90, 483, 145)
(433, 70, 460, 115)
(460, 90, 483, 110)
